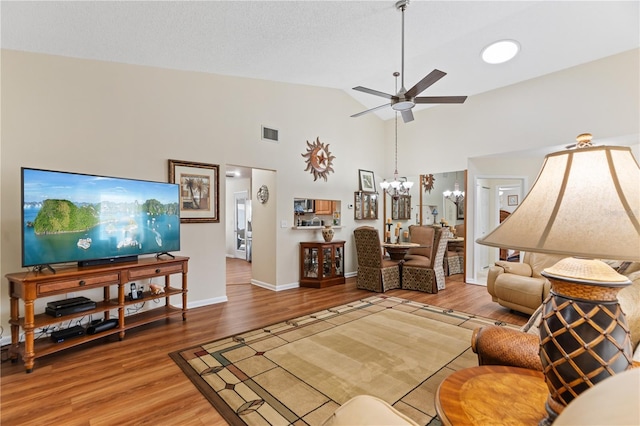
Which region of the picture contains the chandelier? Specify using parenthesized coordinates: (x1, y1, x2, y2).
(380, 72, 414, 199)
(443, 182, 464, 204)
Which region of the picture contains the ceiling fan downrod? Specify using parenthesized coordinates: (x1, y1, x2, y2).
(396, 0, 409, 91)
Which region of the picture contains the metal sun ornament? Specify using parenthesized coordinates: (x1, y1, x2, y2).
(422, 174, 436, 193)
(302, 137, 335, 181)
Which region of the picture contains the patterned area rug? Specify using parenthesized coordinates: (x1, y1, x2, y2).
(170, 295, 517, 426)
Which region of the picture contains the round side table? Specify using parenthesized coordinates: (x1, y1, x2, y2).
(436, 365, 548, 425)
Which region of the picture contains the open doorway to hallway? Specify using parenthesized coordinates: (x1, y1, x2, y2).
(226, 165, 253, 286)
(473, 176, 526, 285)
(226, 257, 252, 285)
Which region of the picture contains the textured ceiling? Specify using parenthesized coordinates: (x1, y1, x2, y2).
(2, 0, 639, 123)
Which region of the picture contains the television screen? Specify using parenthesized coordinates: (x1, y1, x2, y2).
(22, 168, 180, 268)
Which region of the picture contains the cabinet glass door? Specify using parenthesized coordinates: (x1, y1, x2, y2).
(323, 247, 332, 277)
(303, 247, 319, 278)
(335, 246, 343, 276)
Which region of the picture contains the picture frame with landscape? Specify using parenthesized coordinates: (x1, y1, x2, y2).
(169, 159, 220, 223)
(359, 169, 376, 192)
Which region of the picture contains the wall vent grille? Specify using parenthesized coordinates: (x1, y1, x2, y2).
(262, 126, 279, 143)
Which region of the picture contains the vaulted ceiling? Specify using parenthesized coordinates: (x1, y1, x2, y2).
(2, 1, 638, 121)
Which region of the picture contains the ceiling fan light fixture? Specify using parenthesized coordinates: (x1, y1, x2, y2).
(481, 39, 520, 64)
(392, 100, 415, 111)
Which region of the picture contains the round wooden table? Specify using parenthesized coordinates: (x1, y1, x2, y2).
(436, 365, 549, 425)
(381, 242, 419, 260)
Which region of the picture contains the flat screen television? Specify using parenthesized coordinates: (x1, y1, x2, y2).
(21, 167, 180, 270)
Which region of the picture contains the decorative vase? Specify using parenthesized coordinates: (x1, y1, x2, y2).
(322, 225, 334, 242)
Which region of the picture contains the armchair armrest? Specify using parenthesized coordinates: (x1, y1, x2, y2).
(486, 266, 503, 298)
(495, 260, 533, 277)
(471, 325, 543, 371)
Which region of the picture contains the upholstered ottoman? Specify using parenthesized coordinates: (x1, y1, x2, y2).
(322, 395, 419, 426)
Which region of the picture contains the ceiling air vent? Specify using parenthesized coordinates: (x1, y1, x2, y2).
(262, 126, 279, 143)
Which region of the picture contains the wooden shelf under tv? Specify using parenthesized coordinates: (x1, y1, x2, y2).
(5, 255, 189, 373)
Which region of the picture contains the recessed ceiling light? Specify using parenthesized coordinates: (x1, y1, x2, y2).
(481, 40, 520, 64)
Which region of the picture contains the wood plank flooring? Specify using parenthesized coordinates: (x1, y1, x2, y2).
(0, 258, 528, 425)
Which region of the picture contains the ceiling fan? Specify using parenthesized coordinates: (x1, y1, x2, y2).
(351, 0, 467, 123)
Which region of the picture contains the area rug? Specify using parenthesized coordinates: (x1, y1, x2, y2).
(170, 295, 518, 426)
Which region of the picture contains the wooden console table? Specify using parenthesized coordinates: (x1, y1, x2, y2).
(436, 365, 548, 425)
(5, 256, 189, 373)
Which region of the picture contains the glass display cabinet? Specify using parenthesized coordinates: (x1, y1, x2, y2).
(392, 195, 411, 220)
(299, 240, 345, 288)
(354, 192, 379, 220)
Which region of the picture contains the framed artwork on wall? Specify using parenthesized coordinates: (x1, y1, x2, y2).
(508, 195, 519, 206)
(457, 201, 465, 220)
(169, 159, 220, 223)
(359, 169, 376, 192)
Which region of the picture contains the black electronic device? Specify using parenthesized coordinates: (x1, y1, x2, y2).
(47, 296, 92, 310)
(45, 301, 97, 317)
(78, 255, 138, 267)
(86, 319, 118, 335)
(51, 325, 85, 343)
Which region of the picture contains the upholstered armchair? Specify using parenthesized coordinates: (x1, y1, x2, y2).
(472, 269, 640, 370)
(353, 226, 401, 292)
(401, 225, 447, 293)
(487, 252, 566, 315)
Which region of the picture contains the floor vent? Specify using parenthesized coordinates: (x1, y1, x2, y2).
(262, 126, 279, 143)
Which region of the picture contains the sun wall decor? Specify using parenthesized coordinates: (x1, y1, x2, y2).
(422, 174, 436, 193)
(301, 137, 335, 182)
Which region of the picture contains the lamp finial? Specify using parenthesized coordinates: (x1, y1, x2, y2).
(575, 132, 593, 148)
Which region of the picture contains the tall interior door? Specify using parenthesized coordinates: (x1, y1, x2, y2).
(234, 191, 247, 259)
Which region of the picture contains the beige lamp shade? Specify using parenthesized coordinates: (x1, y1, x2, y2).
(477, 142, 640, 262)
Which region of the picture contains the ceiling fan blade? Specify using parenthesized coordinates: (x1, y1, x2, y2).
(351, 103, 391, 118)
(405, 69, 447, 98)
(415, 96, 468, 104)
(401, 109, 414, 123)
(352, 86, 394, 99)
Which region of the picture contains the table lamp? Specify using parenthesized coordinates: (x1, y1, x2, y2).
(476, 133, 640, 424)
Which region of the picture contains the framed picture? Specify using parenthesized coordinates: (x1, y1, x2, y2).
(457, 200, 465, 220)
(359, 169, 376, 192)
(508, 195, 518, 206)
(169, 159, 219, 223)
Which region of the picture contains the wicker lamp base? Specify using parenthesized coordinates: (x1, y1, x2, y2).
(539, 259, 633, 425)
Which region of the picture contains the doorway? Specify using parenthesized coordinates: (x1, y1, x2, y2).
(472, 176, 526, 284)
(226, 165, 253, 288)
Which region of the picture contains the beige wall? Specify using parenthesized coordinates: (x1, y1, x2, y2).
(0, 50, 387, 334)
(1, 48, 638, 338)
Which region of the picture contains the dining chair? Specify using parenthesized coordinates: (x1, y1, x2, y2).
(401, 226, 447, 293)
(353, 226, 401, 292)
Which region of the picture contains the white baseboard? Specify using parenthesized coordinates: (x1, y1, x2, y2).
(250, 279, 299, 291)
(465, 279, 487, 286)
(187, 296, 228, 309)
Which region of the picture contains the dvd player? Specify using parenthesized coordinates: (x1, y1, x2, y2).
(47, 296, 92, 310)
(45, 301, 97, 317)
(51, 325, 85, 343)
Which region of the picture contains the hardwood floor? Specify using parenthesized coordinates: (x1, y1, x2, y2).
(1, 258, 527, 425)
